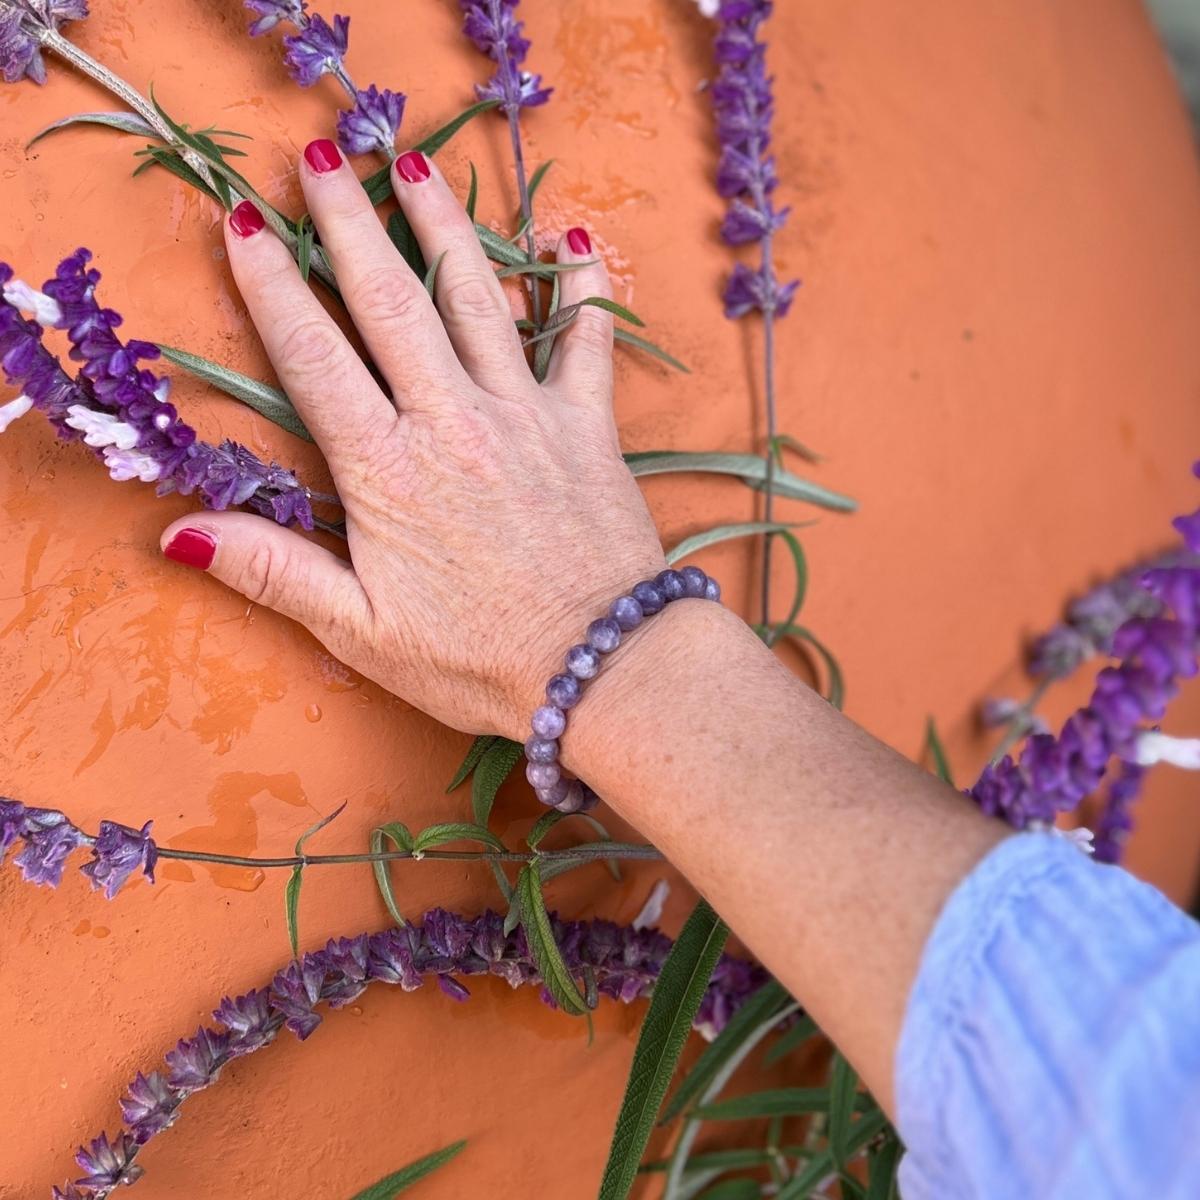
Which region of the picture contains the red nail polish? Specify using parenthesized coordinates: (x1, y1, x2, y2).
(395, 150, 430, 183)
(164, 528, 216, 570)
(304, 138, 343, 174)
(229, 200, 266, 239)
(567, 226, 592, 255)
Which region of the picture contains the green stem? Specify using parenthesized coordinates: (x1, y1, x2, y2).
(158, 844, 663, 870)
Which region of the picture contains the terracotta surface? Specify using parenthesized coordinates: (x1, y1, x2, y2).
(3, 1, 1200, 1195)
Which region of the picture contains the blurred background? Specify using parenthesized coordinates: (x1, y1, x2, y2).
(1151, 0, 1200, 132)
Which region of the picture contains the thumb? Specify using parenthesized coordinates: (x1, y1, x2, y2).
(159, 512, 370, 640)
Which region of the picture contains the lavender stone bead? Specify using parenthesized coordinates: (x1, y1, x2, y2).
(704, 577, 722, 602)
(535, 780, 570, 807)
(579, 783, 600, 813)
(587, 617, 622, 654)
(680, 566, 708, 598)
(656, 569, 686, 602)
(565, 643, 601, 680)
(610, 595, 644, 632)
(526, 761, 562, 790)
(531, 705, 567, 739)
(525, 737, 559, 764)
(632, 579, 666, 615)
(547, 673, 582, 709)
(555, 780, 585, 814)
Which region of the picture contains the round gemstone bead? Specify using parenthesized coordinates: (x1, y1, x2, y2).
(535, 780, 570, 807)
(531, 704, 566, 739)
(704, 577, 721, 602)
(680, 565, 708, 598)
(586, 617, 622, 653)
(656, 568, 686, 602)
(579, 783, 600, 813)
(565, 643, 601, 679)
(632, 579, 666, 615)
(526, 761, 562, 790)
(546, 673, 582, 709)
(555, 780, 585, 814)
(524, 736, 559, 764)
(609, 594, 644, 632)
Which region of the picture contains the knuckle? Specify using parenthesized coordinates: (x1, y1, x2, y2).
(438, 272, 506, 324)
(566, 312, 613, 360)
(241, 539, 291, 610)
(350, 266, 426, 327)
(276, 318, 345, 380)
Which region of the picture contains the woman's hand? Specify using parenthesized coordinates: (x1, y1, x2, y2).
(159, 140, 666, 741)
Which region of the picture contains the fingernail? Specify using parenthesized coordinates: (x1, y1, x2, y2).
(395, 150, 430, 183)
(567, 226, 592, 255)
(229, 200, 266, 239)
(164, 528, 217, 570)
(304, 138, 343, 174)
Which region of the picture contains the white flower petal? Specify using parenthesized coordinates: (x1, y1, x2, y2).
(64, 404, 141, 451)
(1134, 731, 1200, 769)
(0, 393, 34, 433)
(102, 447, 161, 483)
(2, 279, 63, 327)
(632, 879, 671, 931)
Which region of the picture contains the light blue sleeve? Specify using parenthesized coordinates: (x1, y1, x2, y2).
(896, 832, 1200, 1200)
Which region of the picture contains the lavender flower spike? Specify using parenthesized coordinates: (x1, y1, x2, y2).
(337, 84, 405, 157)
(0, 0, 88, 85)
(282, 11, 348, 88)
(74, 1131, 143, 1192)
(459, 0, 552, 113)
(81, 819, 158, 899)
(244, 0, 306, 37)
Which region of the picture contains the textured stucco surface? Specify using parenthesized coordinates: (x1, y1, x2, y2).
(3, 1, 1200, 1195)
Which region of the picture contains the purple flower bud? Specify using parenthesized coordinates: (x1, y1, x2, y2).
(213, 988, 278, 1055)
(0, 797, 26, 860)
(12, 808, 88, 887)
(437, 975, 472, 1002)
(459, 0, 551, 115)
(120, 1072, 181, 1143)
(322, 935, 371, 1007)
(1, 0, 88, 87)
(337, 84, 405, 156)
(269, 955, 329, 1038)
(81, 819, 157, 899)
(244, 0, 307, 36)
(282, 12, 349, 87)
(165, 1026, 233, 1091)
(722, 263, 800, 320)
(74, 1131, 143, 1191)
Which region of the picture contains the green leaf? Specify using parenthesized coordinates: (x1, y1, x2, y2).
(295, 803, 347, 855)
(515, 861, 590, 1016)
(496, 260, 589, 279)
(640, 1148, 802, 1175)
(692, 1086, 869, 1122)
(285, 865, 303, 959)
(762, 1013, 819, 1067)
(597, 900, 729, 1200)
(665, 521, 808, 567)
(828, 1053, 859, 1173)
(660, 980, 791, 1124)
(771, 432, 824, 465)
(577, 296, 645, 328)
(526, 158, 554, 209)
(370, 822, 414, 928)
(411, 822, 506, 855)
(361, 99, 501, 204)
(424, 251, 446, 298)
(533, 272, 563, 383)
(527, 810, 567, 850)
(695, 1182, 759, 1200)
(347, 1139, 467, 1199)
(387, 209, 427, 279)
(475, 223, 532, 269)
(774, 1108, 891, 1200)
(865, 1134, 903, 1200)
(775, 530, 809, 633)
(471, 738, 523, 827)
(465, 162, 479, 222)
(446, 735, 498, 793)
(770, 625, 845, 709)
(28, 110, 159, 148)
(924, 716, 955, 785)
(138, 148, 221, 204)
(156, 344, 312, 442)
(624, 451, 856, 511)
(612, 328, 690, 373)
(297, 214, 315, 284)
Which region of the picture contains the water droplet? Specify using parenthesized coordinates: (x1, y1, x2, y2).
(305, 703, 323, 723)
(349, 1005, 363, 1016)
(73, 920, 91, 936)
(93, 925, 111, 939)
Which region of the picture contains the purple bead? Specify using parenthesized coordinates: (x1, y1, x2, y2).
(555, 780, 585, 814)
(704, 577, 722, 602)
(680, 566, 708, 598)
(656, 569, 686, 602)
(531, 705, 566, 739)
(579, 783, 600, 813)
(546, 673, 582, 709)
(524, 737, 559, 764)
(587, 617, 622, 654)
(565, 643, 601, 680)
(609, 595, 644, 632)
(632, 579, 666, 615)
(535, 780, 570, 807)
(526, 761, 562, 790)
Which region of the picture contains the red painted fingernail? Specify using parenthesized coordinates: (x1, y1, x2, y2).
(395, 150, 430, 183)
(567, 226, 591, 255)
(229, 200, 266, 239)
(304, 138, 343, 174)
(164, 528, 217, 570)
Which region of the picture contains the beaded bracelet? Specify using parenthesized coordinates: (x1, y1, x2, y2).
(524, 565, 723, 814)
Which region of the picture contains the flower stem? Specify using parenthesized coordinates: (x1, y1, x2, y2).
(157, 843, 663, 869)
(989, 678, 1053, 765)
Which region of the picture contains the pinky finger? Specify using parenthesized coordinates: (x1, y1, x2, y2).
(542, 226, 613, 410)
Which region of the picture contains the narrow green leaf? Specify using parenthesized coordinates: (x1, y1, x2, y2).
(693, 1087, 870, 1122)
(660, 980, 791, 1123)
(28, 110, 159, 148)
(471, 738, 523, 827)
(695, 1182, 759, 1200)
(613, 328, 690, 373)
(411, 822, 505, 855)
(775, 530, 809, 632)
(762, 1013, 819, 1067)
(387, 209, 427, 279)
(446, 735, 497, 793)
(424, 251, 447, 298)
(526, 158, 555, 208)
(475, 223, 532, 269)
(924, 717, 955, 786)
(774, 1109, 890, 1200)
(156, 345, 312, 442)
(496, 260, 589, 279)
(865, 1134, 903, 1200)
(665, 521, 808, 567)
(347, 1139, 468, 1200)
(516, 861, 590, 1016)
(285, 864, 303, 959)
(577, 296, 646, 328)
(771, 432, 825, 465)
(295, 802, 347, 855)
(140, 148, 221, 204)
(624, 451, 856, 511)
(465, 161, 479, 222)
(527, 810, 566, 850)
(829, 1053, 859, 1174)
(297, 214, 315, 284)
(771, 625, 846, 709)
(597, 901, 729, 1200)
(640, 1148, 804, 1175)
(370, 822, 414, 928)
(533, 272, 563, 383)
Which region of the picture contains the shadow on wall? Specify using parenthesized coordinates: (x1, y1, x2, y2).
(1150, 0, 1200, 133)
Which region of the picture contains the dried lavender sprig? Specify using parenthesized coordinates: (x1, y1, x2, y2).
(1, 250, 319, 529)
(243, 2, 405, 160)
(54, 909, 769, 1197)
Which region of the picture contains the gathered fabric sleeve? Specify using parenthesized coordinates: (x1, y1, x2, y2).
(896, 832, 1200, 1199)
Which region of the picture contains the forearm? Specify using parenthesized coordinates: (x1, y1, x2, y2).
(560, 599, 1008, 1112)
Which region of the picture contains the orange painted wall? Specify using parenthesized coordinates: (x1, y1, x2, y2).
(3, 1, 1200, 1195)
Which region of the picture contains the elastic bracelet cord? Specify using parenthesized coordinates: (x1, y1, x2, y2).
(524, 565, 723, 814)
